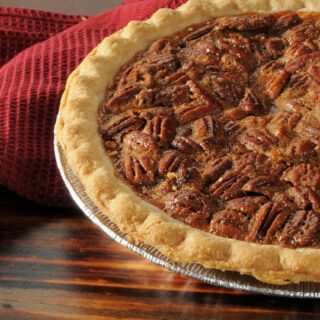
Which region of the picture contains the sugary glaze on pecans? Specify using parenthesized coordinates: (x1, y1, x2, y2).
(99, 11, 320, 248)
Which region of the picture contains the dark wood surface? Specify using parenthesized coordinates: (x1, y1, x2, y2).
(1, 187, 320, 320)
(1, 1, 320, 319)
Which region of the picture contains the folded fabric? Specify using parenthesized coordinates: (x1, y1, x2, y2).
(0, 0, 186, 206)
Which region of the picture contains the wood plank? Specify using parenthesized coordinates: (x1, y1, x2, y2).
(1, 188, 320, 319)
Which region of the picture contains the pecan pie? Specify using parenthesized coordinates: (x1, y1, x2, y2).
(56, 0, 320, 285)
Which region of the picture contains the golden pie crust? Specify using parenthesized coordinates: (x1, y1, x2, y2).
(56, 0, 320, 285)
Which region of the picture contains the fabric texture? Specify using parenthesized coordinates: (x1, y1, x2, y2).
(0, 0, 186, 206)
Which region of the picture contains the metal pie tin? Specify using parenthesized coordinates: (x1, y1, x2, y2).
(54, 123, 320, 298)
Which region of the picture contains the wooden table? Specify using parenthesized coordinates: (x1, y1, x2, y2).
(1, 1, 320, 319)
(1, 187, 320, 320)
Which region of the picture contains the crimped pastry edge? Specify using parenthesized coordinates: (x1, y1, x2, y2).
(56, 0, 320, 285)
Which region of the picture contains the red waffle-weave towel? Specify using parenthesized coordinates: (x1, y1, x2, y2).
(0, 0, 186, 206)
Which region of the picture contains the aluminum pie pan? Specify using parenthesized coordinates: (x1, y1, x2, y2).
(54, 126, 320, 298)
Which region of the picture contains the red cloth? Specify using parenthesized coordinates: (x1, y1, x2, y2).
(0, 0, 186, 206)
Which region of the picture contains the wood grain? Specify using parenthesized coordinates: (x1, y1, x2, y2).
(1, 187, 320, 320)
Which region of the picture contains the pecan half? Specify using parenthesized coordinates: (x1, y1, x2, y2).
(100, 112, 145, 141)
(208, 170, 249, 200)
(240, 128, 277, 152)
(216, 13, 274, 31)
(225, 196, 268, 215)
(187, 80, 220, 109)
(175, 103, 213, 124)
(182, 24, 214, 42)
(280, 210, 320, 247)
(166, 72, 189, 85)
(264, 210, 290, 243)
(285, 52, 320, 73)
(286, 39, 318, 58)
(143, 54, 178, 71)
(155, 84, 191, 107)
(246, 202, 289, 241)
(192, 116, 225, 153)
(282, 163, 320, 190)
(253, 35, 286, 66)
(210, 210, 249, 240)
(121, 131, 159, 185)
(221, 107, 248, 122)
(117, 66, 138, 91)
(284, 21, 320, 44)
(286, 187, 320, 211)
(241, 175, 285, 197)
(105, 86, 141, 113)
(203, 157, 232, 185)
(123, 154, 155, 185)
(165, 190, 216, 229)
(210, 73, 246, 105)
(232, 152, 284, 177)
(122, 131, 159, 157)
(252, 61, 289, 104)
(224, 121, 244, 137)
(143, 116, 176, 147)
(158, 151, 186, 176)
(172, 136, 203, 154)
(158, 151, 200, 185)
(148, 37, 174, 53)
(272, 13, 301, 33)
(267, 111, 301, 140)
(193, 115, 217, 138)
(283, 74, 310, 100)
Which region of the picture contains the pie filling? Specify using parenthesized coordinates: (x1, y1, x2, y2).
(99, 11, 320, 248)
